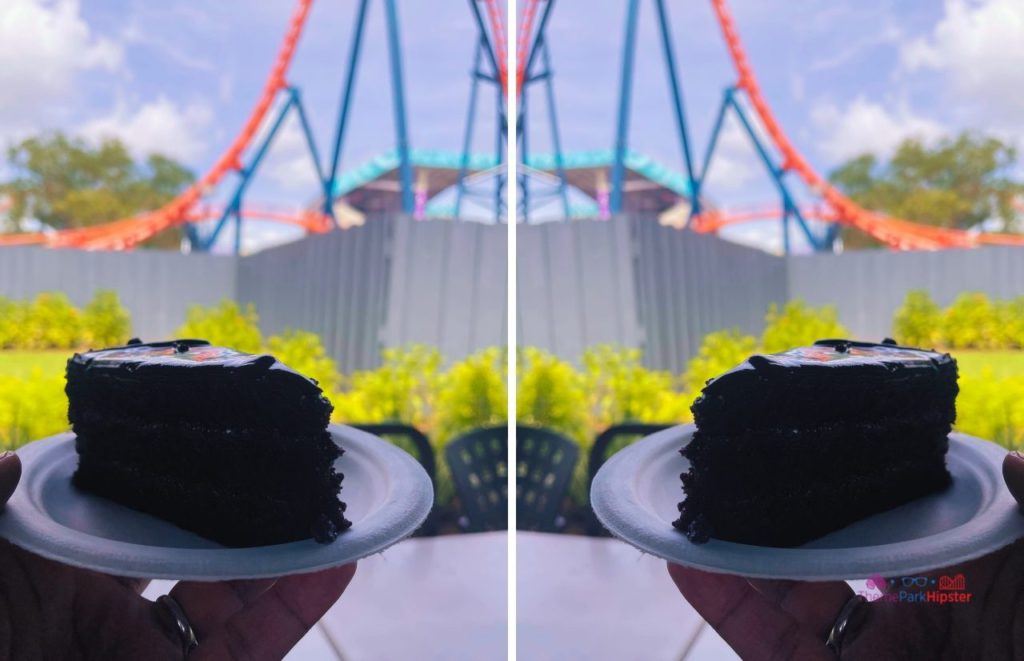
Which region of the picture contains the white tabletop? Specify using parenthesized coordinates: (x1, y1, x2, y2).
(319, 530, 507, 660)
(145, 531, 507, 661)
(517, 531, 737, 661)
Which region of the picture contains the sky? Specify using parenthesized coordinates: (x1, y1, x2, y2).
(0, 0, 1021, 253)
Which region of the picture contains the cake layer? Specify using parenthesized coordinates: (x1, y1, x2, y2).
(683, 423, 950, 489)
(676, 454, 951, 547)
(682, 432, 949, 500)
(67, 340, 332, 434)
(72, 423, 340, 494)
(74, 456, 349, 546)
(692, 340, 957, 436)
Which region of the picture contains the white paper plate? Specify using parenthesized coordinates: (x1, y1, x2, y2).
(0, 425, 433, 581)
(591, 425, 1024, 580)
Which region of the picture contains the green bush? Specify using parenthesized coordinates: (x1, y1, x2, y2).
(82, 290, 132, 348)
(517, 347, 586, 442)
(435, 347, 507, 445)
(892, 290, 941, 347)
(682, 329, 758, 393)
(176, 300, 262, 353)
(762, 300, 847, 353)
(24, 293, 83, 349)
(940, 292, 999, 349)
(956, 369, 1024, 451)
(332, 344, 443, 430)
(266, 329, 340, 394)
(581, 344, 690, 432)
(0, 371, 68, 450)
(0, 297, 27, 350)
(996, 298, 1024, 349)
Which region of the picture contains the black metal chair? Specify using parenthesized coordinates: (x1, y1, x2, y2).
(445, 426, 509, 532)
(351, 423, 439, 535)
(516, 426, 579, 532)
(585, 422, 674, 535)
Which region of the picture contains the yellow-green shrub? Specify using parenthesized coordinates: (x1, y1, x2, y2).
(940, 292, 999, 349)
(24, 293, 83, 349)
(517, 347, 586, 442)
(956, 369, 1024, 451)
(682, 329, 758, 393)
(267, 329, 340, 394)
(0, 371, 68, 450)
(176, 300, 262, 353)
(82, 290, 132, 348)
(435, 347, 507, 445)
(0, 297, 26, 349)
(762, 300, 847, 353)
(332, 344, 443, 430)
(892, 289, 941, 347)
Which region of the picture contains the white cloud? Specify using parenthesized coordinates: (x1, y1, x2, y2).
(810, 96, 944, 162)
(80, 96, 213, 162)
(260, 116, 322, 192)
(0, 0, 121, 133)
(703, 117, 759, 192)
(901, 0, 1024, 123)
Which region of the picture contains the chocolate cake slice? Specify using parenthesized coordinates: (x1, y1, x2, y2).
(675, 339, 957, 547)
(66, 339, 350, 547)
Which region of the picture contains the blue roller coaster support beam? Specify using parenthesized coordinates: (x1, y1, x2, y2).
(518, 0, 568, 220)
(495, 83, 504, 222)
(384, 0, 414, 214)
(202, 90, 297, 252)
(611, 0, 640, 214)
(652, 0, 697, 213)
(461, 0, 506, 222)
(325, 0, 370, 221)
(724, 93, 825, 253)
(521, 84, 529, 221)
(455, 40, 485, 217)
(692, 87, 734, 221)
(538, 39, 569, 219)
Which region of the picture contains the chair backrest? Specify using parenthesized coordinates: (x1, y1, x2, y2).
(350, 423, 436, 488)
(517, 426, 579, 532)
(588, 423, 674, 489)
(445, 426, 509, 532)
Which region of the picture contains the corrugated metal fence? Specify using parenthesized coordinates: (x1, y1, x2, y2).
(0, 217, 507, 370)
(6, 218, 1024, 373)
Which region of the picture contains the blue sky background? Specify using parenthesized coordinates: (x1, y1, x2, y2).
(1, 0, 1020, 253)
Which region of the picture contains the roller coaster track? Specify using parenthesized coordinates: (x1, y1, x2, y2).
(705, 0, 1024, 250)
(0, 0, 315, 251)
(2, 0, 1022, 251)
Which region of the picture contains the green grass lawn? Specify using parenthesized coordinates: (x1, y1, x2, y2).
(950, 350, 1024, 380)
(0, 351, 71, 379)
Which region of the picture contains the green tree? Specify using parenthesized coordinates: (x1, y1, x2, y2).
(1, 132, 194, 249)
(829, 133, 1022, 248)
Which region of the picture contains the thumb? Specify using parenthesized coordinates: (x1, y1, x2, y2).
(0, 451, 21, 507)
(1002, 451, 1024, 508)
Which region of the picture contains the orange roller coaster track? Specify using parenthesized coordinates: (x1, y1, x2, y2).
(0, 0, 315, 251)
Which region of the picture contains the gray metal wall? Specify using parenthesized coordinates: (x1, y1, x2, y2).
(788, 246, 1024, 342)
(0, 246, 236, 341)
(632, 218, 788, 372)
(1, 218, 508, 370)
(236, 218, 392, 371)
(517, 219, 639, 359)
(385, 219, 507, 363)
